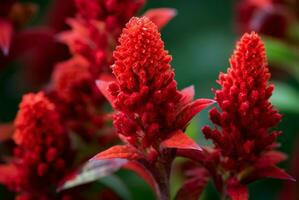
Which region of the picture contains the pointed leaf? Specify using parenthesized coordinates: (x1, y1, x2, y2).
(91, 145, 143, 161)
(176, 149, 207, 164)
(143, 8, 177, 30)
(176, 85, 195, 111)
(160, 130, 202, 151)
(96, 79, 116, 105)
(0, 19, 13, 56)
(175, 168, 209, 200)
(176, 98, 214, 129)
(98, 175, 132, 200)
(227, 178, 249, 200)
(0, 164, 17, 184)
(57, 158, 127, 191)
(252, 166, 295, 182)
(255, 151, 287, 168)
(0, 122, 14, 142)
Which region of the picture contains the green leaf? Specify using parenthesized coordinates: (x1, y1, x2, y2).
(264, 36, 299, 81)
(98, 175, 132, 200)
(271, 81, 299, 114)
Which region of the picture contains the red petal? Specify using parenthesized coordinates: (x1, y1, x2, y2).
(0, 164, 17, 184)
(175, 168, 209, 200)
(227, 178, 249, 200)
(0, 122, 14, 142)
(0, 19, 13, 56)
(91, 145, 143, 161)
(181, 85, 195, 101)
(160, 130, 202, 151)
(143, 8, 177, 29)
(96, 79, 116, 105)
(123, 161, 156, 191)
(176, 98, 215, 129)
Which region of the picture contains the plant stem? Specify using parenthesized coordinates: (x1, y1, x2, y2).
(141, 149, 175, 200)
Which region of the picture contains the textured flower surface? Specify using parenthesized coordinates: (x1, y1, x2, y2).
(5, 92, 74, 200)
(59, 0, 146, 77)
(93, 17, 213, 200)
(50, 0, 148, 141)
(200, 32, 294, 200)
(50, 56, 105, 140)
(203, 32, 281, 167)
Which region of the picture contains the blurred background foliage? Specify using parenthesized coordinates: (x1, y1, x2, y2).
(1, 0, 298, 199)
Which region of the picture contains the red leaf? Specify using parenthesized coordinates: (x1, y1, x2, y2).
(175, 168, 209, 200)
(11, 28, 55, 58)
(96, 79, 116, 105)
(160, 130, 202, 151)
(0, 19, 13, 56)
(176, 149, 208, 164)
(176, 86, 195, 112)
(91, 145, 143, 161)
(255, 151, 287, 168)
(0, 164, 17, 184)
(251, 166, 295, 182)
(227, 178, 249, 200)
(143, 8, 177, 30)
(0, 122, 14, 142)
(123, 161, 156, 191)
(175, 98, 215, 129)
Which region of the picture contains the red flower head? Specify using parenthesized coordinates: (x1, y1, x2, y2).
(75, 0, 146, 31)
(50, 56, 105, 140)
(8, 92, 73, 199)
(201, 32, 294, 199)
(109, 17, 182, 148)
(203, 32, 281, 168)
(58, 0, 175, 77)
(94, 17, 213, 199)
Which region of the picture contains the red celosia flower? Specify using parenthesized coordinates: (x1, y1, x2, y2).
(58, 0, 176, 77)
(52, 1, 176, 140)
(93, 17, 213, 200)
(201, 32, 294, 199)
(75, 0, 145, 35)
(58, 0, 146, 77)
(203, 32, 281, 166)
(50, 56, 105, 140)
(5, 92, 74, 200)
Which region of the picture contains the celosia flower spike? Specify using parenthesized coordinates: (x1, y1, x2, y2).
(200, 32, 293, 200)
(94, 17, 214, 200)
(5, 92, 73, 200)
(203, 32, 282, 163)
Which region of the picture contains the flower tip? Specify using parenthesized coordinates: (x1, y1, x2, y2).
(240, 31, 262, 42)
(169, 8, 178, 17)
